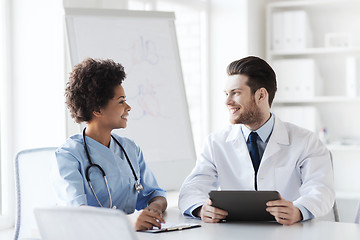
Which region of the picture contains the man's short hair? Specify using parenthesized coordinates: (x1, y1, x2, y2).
(227, 56, 277, 107)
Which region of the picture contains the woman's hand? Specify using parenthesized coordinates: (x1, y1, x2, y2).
(135, 196, 167, 231)
(146, 201, 164, 217)
(135, 208, 165, 231)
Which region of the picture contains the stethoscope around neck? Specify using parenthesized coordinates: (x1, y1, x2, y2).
(83, 128, 143, 209)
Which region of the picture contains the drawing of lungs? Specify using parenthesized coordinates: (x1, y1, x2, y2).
(127, 82, 168, 121)
(143, 39, 159, 65)
(131, 36, 159, 66)
(137, 83, 162, 118)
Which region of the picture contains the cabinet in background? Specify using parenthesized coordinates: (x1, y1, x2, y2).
(266, 0, 360, 222)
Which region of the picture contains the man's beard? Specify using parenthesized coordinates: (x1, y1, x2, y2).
(231, 100, 263, 127)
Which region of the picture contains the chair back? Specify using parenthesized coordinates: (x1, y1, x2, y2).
(355, 201, 360, 224)
(317, 201, 339, 222)
(317, 151, 339, 222)
(14, 147, 58, 240)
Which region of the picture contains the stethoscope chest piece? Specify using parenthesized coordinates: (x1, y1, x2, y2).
(135, 180, 144, 193)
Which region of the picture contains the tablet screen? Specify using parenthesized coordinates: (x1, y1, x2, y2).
(209, 190, 280, 221)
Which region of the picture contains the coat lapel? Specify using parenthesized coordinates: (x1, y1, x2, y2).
(261, 116, 290, 163)
(226, 124, 254, 170)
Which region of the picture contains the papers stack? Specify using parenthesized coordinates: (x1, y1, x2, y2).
(143, 222, 201, 233)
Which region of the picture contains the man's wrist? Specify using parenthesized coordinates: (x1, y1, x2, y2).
(298, 207, 304, 221)
(294, 203, 314, 221)
(192, 206, 202, 217)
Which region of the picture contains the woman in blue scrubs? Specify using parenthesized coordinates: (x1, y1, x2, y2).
(54, 58, 167, 230)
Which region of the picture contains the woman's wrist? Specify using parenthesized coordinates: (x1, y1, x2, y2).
(148, 196, 167, 212)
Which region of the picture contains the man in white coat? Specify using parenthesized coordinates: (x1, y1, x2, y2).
(178, 56, 335, 225)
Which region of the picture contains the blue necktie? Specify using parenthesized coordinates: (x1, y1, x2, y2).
(249, 132, 261, 190)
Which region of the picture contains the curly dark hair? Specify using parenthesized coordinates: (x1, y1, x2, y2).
(65, 58, 126, 123)
(227, 56, 277, 107)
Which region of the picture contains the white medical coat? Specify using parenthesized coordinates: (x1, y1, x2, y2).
(178, 116, 335, 218)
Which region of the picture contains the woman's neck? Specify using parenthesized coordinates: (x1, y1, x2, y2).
(85, 124, 112, 147)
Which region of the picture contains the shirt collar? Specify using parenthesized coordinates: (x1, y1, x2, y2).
(241, 113, 275, 143)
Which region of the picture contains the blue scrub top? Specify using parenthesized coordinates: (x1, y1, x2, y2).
(54, 133, 166, 214)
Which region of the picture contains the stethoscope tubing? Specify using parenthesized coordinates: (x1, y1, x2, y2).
(110, 134, 139, 183)
(82, 128, 143, 208)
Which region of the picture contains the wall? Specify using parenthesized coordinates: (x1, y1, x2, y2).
(208, 0, 276, 133)
(0, 0, 13, 228)
(12, 0, 66, 153)
(1, 0, 67, 228)
(208, 0, 248, 132)
(247, 0, 273, 57)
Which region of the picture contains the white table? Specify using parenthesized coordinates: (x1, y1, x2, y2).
(136, 208, 360, 240)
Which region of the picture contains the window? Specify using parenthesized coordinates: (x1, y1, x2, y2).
(0, 0, 13, 228)
(0, 0, 5, 217)
(1, 0, 65, 229)
(128, 0, 209, 154)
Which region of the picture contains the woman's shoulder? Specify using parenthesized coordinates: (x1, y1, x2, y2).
(56, 133, 84, 155)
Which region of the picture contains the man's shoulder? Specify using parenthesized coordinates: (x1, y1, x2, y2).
(275, 117, 319, 141)
(209, 124, 240, 141)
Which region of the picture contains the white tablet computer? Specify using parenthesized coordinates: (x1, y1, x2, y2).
(209, 190, 280, 221)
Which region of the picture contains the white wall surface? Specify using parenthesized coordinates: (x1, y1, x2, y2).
(12, 0, 66, 152)
(247, 0, 273, 57)
(1, 0, 66, 228)
(0, 0, 14, 229)
(208, 0, 248, 132)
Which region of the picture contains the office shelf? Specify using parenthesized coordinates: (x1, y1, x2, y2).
(336, 191, 360, 200)
(267, 0, 360, 201)
(274, 96, 360, 104)
(327, 144, 360, 152)
(267, 0, 360, 141)
(268, 0, 360, 8)
(270, 47, 360, 57)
